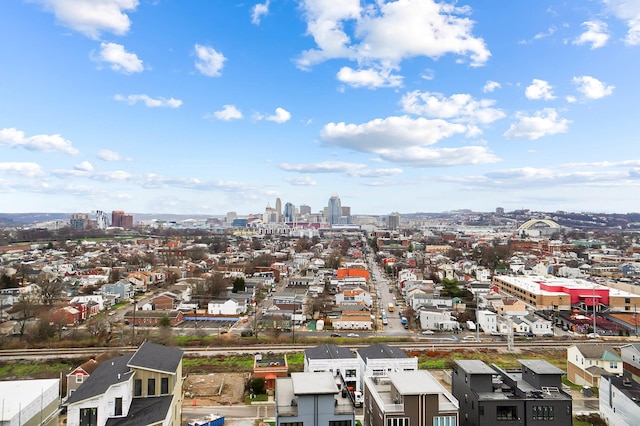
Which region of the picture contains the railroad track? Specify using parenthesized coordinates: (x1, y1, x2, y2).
(1, 339, 625, 361)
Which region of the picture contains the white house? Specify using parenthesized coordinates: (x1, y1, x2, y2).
(476, 310, 498, 333)
(419, 309, 459, 331)
(70, 295, 106, 311)
(304, 344, 361, 392)
(207, 299, 247, 315)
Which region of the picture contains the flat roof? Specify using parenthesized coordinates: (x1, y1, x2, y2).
(455, 360, 496, 375)
(388, 371, 448, 395)
(291, 372, 338, 394)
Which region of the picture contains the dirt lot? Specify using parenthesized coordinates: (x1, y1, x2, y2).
(183, 372, 250, 406)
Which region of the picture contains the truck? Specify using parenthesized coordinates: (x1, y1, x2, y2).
(401, 316, 407, 325)
(466, 320, 476, 331)
(388, 303, 394, 312)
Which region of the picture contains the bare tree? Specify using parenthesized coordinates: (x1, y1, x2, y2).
(11, 292, 40, 340)
(37, 272, 63, 306)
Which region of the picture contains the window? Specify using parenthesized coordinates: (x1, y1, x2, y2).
(114, 397, 123, 416)
(161, 377, 169, 394)
(345, 369, 357, 378)
(479, 406, 484, 415)
(79, 408, 98, 426)
(386, 418, 409, 426)
(496, 406, 517, 421)
(532, 405, 554, 420)
(134, 379, 142, 397)
(280, 423, 303, 426)
(148, 378, 156, 396)
(610, 362, 618, 369)
(433, 416, 456, 426)
(76, 374, 84, 383)
(329, 421, 352, 426)
(373, 369, 385, 377)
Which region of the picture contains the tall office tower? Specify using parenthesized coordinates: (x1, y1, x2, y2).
(275, 198, 282, 221)
(95, 210, 109, 230)
(299, 204, 311, 215)
(284, 202, 295, 222)
(341, 206, 351, 217)
(327, 193, 342, 224)
(387, 212, 401, 230)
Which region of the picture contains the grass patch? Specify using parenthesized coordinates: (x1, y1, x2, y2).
(245, 393, 269, 404)
(0, 361, 74, 379)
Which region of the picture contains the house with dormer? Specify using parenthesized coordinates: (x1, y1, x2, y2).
(65, 342, 183, 426)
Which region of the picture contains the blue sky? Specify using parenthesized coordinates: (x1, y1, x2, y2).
(1, 0, 640, 216)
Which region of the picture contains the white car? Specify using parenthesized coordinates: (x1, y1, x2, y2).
(422, 330, 435, 335)
(586, 332, 600, 339)
(462, 335, 477, 341)
(347, 333, 360, 338)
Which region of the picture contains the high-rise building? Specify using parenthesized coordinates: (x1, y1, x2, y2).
(388, 212, 400, 230)
(275, 198, 282, 221)
(226, 211, 237, 225)
(327, 193, 341, 224)
(111, 210, 134, 229)
(96, 210, 109, 230)
(299, 204, 311, 215)
(70, 213, 89, 229)
(284, 202, 295, 222)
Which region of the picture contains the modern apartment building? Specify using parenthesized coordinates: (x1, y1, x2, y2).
(305, 344, 361, 392)
(363, 370, 459, 426)
(452, 359, 572, 426)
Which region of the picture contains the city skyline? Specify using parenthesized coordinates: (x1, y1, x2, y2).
(2, 1, 640, 215)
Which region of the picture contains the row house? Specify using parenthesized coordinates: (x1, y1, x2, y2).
(336, 288, 372, 307)
(304, 344, 361, 393)
(567, 344, 623, 387)
(364, 371, 459, 426)
(332, 311, 373, 330)
(599, 343, 640, 424)
(453, 359, 572, 426)
(419, 308, 460, 332)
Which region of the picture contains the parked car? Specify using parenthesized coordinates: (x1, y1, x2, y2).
(462, 335, 476, 341)
(347, 333, 360, 338)
(587, 332, 600, 339)
(330, 333, 341, 337)
(525, 332, 535, 338)
(422, 330, 435, 335)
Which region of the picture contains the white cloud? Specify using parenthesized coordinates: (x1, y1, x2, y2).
(284, 176, 317, 186)
(573, 20, 610, 49)
(266, 107, 291, 123)
(194, 44, 227, 77)
(572, 75, 615, 99)
(279, 161, 366, 174)
(210, 105, 243, 121)
(0, 127, 79, 155)
(297, 0, 490, 72)
(97, 149, 124, 161)
(75, 161, 93, 171)
(31, 0, 139, 39)
(602, 0, 640, 45)
(349, 168, 403, 177)
(534, 26, 556, 40)
(336, 66, 403, 89)
(94, 42, 143, 74)
(251, 0, 270, 25)
(525, 79, 556, 100)
(377, 146, 500, 167)
(114, 94, 182, 108)
(0, 162, 45, 178)
(321, 116, 467, 153)
(400, 91, 505, 124)
(503, 108, 570, 140)
(483, 80, 501, 93)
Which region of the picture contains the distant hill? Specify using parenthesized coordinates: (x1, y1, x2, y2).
(0, 212, 221, 227)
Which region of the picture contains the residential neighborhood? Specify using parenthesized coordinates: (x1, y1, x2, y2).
(1, 205, 640, 424)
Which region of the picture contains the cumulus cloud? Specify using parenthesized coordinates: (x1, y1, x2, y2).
(503, 108, 570, 140)
(0, 162, 45, 177)
(98, 149, 125, 161)
(572, 75, 615, 99)
(573, 20, 610, 49)
(297, 0, 490, 87)
(266, 107, 291, 123)
(321, 116, 467, 153)
(602, 0, 640, 45)
(337, 66, 403, 89)
(525, 79, 556, 100)
(209, 105, 243, 121)
(284, 176, 317, 186)
(378, 146, 500, 167)
(0, 127, 79, 155)
(194, 44, 227, 77)
(400, 91, 505, 124)
(114, 94, 182, 108)
(251, 0, 270, 25)
(30, 0, 139, 39)
(349, 168, 403, 177)
(93, 42, 143, 74)
(483, 81, 501, 93)
(75, 161, 94, 171)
